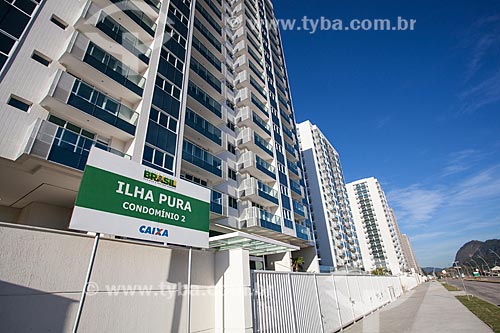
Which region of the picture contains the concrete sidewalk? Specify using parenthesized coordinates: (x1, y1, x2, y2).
(345, 281, 493, 333)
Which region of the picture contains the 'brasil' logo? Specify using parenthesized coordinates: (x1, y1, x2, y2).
(144, 170, 177, 188)
(139, 225, 169, 238)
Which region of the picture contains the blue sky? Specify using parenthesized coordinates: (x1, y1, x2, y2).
(273, 0, 500, 267)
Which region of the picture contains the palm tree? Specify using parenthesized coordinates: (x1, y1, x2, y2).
(292, 256, 304, 272)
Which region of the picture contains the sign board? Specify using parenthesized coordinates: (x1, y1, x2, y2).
(70, 148, 210, 248)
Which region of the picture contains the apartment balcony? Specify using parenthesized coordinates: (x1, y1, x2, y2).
(60, 33, 145, 104)
(280, 108, 293, 129)
(295, 223, 311, 241)
(222, 83, 235, 102)
(287, 160, 301, 179)
(77, 4, 152, 73)
(191, 43, 224, 81)
(238, 151, 276, 183)
(237, 128, 274, 160)
(92, 0, 158, 39)
(41, 71, 138, 141)
(181, 140, 224, 184)
(292, 200, 307, 220)
(235, 71, 267, 101)
(184, 108, 225, 153)
(284, 141, 299, 161)
(239, 178, 279, 207)
(235, 88, 268, 120)
(210, 189, 228, 220)
(289, 178, 304, 199)
(282, 124, 295, 144)
(235, 106, 271, 139)
(27, 120, 128, 171)
(189, 63, 223, 102)
(187, 82, 225, 126)
(240, 207, 282, 233)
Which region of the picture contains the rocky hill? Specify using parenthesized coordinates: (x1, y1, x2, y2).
(455, 239, 500, 267)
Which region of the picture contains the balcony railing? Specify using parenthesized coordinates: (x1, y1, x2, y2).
(185, 108, 222, 145)
(96, 13, 152, 64)
(67, 76, 139, 135)
(293, 200, 307, 218)
(287, 160, 300, 176)
(282, 125, 294, 141)
(210, 189, 223, 215)
(109, 0, 157, 36)
(83, 42, 145, 96)
(242, 207, 282, 233)
(255, 155, 276, 179)
(257, 181, 279, 205)
(289, 179, 302, 196)
(251, 93, 267, 115)
(252, 111, 271, 136)
(296, 223, 310, 241)
(188, 81, 222, 118)
(28, 120, 128, 171)
(284, 141, 297, 157)
(254, 132, 273, 157)
(182, 140, 222, 177)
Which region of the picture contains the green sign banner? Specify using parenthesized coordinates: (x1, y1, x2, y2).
(69, 148, 210, 248)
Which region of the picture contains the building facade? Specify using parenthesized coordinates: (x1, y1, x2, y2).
(400, 233, 420, 274)
(346, 177, 407, 275)
(0, 0, 316, 269)
(297, 121, 363, 272)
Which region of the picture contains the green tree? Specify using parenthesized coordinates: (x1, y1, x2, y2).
(292, 257, 304, 272)
(371, 267, 389, 276)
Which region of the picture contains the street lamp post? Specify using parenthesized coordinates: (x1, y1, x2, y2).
(469, 259, 482, 276)
(490, 249, 500, 265)
(453, 261, 469, 299)
(462, 263, 473, 276)
(476, 255, 491, 275)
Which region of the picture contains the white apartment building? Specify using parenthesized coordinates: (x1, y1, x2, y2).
(400, 233, 420, 274)
(0, 0, 317, 270)
(346, 177, 407, 275)
(298, 121, 363, 272)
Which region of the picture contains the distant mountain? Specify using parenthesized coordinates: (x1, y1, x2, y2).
(422, 267, 443, 275)
(455, 239, 500, 268)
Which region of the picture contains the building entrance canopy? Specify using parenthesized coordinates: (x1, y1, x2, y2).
(209, 231, 299, 256)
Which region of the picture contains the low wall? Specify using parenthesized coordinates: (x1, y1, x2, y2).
(0, 223, 251, 332)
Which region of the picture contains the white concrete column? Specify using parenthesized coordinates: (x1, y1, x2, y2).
(214, 249, 252, 332)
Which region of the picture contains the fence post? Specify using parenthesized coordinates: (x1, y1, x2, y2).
(313, 275, 325, 333)
(288, 273, 299, 333)
(331, 275, 343, 331)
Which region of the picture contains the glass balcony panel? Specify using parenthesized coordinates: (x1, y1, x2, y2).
(83, 42, 145, 96)
(182, 140, 222, 177)
(185, 109, 222, 145)
(68, 79, 138, 135)
(210, 190, 223, 214)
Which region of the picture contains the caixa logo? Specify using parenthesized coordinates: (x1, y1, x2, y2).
(139, 225, 169, 238)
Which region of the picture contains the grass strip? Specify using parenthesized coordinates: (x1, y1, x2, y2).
(441, 282, 461, 291)
(456, 296, 500, 333)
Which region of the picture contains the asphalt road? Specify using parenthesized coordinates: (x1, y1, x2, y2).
(445, 278, 500, 305)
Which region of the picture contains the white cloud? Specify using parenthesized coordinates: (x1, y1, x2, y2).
(387, 186, 445, 223)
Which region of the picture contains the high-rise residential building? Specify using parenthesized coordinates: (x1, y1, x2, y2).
(400, 233, 421, 274)
(346, 177, 406, 275)
(0, 0, 316, 269)
(297, 121, 363, 272)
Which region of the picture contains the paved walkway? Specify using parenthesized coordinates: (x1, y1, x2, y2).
(346, 281, 493, 333)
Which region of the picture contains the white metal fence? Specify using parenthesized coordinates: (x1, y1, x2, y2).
(251, 271, 419, 333)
